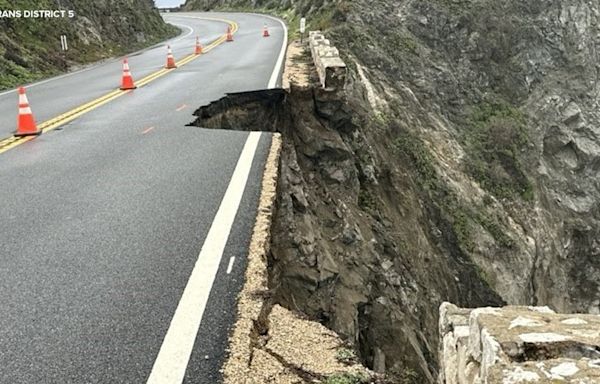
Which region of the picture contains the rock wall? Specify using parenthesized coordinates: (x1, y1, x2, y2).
(439, 302, 600, 383)
(308, 31, 346, 89)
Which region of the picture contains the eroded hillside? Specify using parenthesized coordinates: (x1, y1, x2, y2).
(188, 0, 600, 382)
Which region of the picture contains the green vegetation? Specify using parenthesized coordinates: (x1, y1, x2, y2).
(335, 348, 357, 364)
(464, 101, 533, 201)
(0, 56, 47, 89)
(396, 368, 420, 384)
(451, 209, 474, 252)
(324, 372, 368, 384)
(184, 0, 351, 39)
(475, 212, 514, 248)
(358, 188, 377, 211)
(389, 34, 419, 56)
(392, 130, 475, 251)
(308, 8, 336, 31)
(392, 125, 514, 253)
(341, 24, 375, 57)
(0, 0, 178, 90)
(392, 134, 438, 191)
(474, 264, 495, 288)
(431, 0, 473, 14)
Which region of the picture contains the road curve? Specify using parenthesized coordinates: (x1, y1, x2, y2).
(0, 12, 285, 384)
(0, 16, 218, 140)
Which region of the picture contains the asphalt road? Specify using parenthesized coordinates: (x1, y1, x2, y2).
(0, 12, 285, 383)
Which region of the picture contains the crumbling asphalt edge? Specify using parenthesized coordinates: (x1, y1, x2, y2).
(221, 133, 282, 383)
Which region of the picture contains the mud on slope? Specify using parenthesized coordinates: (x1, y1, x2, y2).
(194, 0, 600, 382)
(190, 73, 505, 383)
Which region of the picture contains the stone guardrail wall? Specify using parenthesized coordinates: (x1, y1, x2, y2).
(308, 31, 347, 90)
(439, 302, 600, 383)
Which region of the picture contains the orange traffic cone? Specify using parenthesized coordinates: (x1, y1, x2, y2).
(263, 25, 270, 37)
(166, 45, 177, 69)
(195, 36, 203, 55)
(226, 26, 234, 42)
(120, 58, 136, 90)
(15, 87, 40, 136)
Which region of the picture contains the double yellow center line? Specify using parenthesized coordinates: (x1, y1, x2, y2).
(0, 17, 239, 155)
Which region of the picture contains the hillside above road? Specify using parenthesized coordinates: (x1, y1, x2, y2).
(0, 0, 178, 90)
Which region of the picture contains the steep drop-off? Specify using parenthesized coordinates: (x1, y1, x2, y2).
(0, 0, 177, 89)
(188, 1, 600, 382)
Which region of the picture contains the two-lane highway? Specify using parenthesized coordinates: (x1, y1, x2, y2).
(0, 12, 286, 383)
(0, 16, 225, 140)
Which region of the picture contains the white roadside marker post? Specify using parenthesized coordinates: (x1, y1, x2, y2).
(300, 17, 306, 43)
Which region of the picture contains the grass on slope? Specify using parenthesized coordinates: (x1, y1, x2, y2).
(0, 0, 178, 90)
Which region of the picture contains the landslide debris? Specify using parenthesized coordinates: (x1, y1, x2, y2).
(217, 134, 380, 384)
(189, 0, 600, 382)
(0, 0, 178, 90)
(191, 45, 504, 384)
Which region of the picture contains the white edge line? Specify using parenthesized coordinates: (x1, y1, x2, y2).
(171, 12, 288, 89)
(226, 257, 236, 274)
(0, 13, 287, 96)
(146, 132, 262, 384)
(0, 66, 94, 97)
(0, 22, 194, 97)
(264, 14, 288, 89)
(166, 22, 194, 43)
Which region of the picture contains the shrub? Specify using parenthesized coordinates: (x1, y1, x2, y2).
(324, 372, 368, 384)
(464, 101, 533, 200)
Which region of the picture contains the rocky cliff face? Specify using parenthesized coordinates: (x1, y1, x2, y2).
(183, 0, 322, 13)
(188, 0, 600, 382)
(0, 0, 177, 89)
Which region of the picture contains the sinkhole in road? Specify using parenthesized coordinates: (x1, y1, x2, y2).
(187, 88, 287, 132)
(187, 86, 354, 135)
